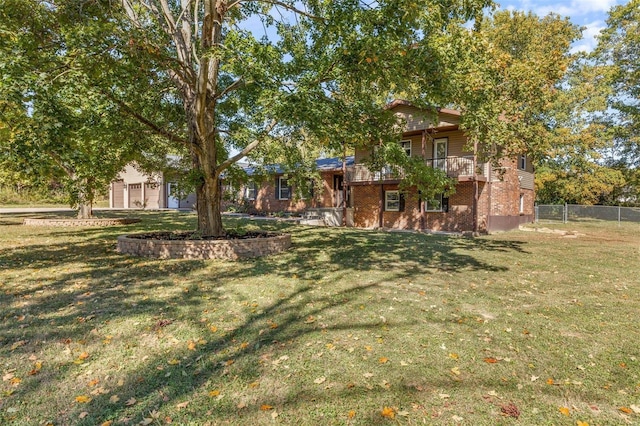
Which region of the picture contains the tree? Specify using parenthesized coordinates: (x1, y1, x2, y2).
(0, 0, 176, 218)
(595, 0, 640, 168)
(111, 0, 492, 236)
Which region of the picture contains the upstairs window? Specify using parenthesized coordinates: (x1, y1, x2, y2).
(518, 155, 527, 170)
(401, 140, 411, 157)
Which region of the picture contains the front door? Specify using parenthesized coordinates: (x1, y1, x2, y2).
(434, 138, 448, 171)
(334, 175, 344, 208)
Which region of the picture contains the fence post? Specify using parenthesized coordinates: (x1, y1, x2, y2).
(564, 203, 567, 223)
(618, 205, 621, 226)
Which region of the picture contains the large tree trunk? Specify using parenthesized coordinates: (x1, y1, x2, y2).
(77, 201, 93, 219)
(195, 164, 224, 236)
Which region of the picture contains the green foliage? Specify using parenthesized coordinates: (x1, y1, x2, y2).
(594, 0, 640, 167)
(444, 11, 581, 165)
(0, 0, 177, 215)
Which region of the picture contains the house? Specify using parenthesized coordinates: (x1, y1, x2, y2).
(110, 100, 535, 233)
(228, 156, 354, 225)
(345, 100, 535, 233)
(109, 163, 196, 209)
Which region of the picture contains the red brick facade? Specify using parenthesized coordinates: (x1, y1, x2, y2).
(245, 172, 342, 214)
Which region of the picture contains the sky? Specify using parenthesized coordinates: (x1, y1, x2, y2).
(498, 0, 629, 52)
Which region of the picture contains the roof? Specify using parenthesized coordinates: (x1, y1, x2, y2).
(243, 156, 354, 176)
(385, 99, 461, 117)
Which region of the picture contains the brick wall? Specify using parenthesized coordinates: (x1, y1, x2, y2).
(352, 182, 479, 232)
(248, 172, 339, 214)
(117, 233, 291, 260)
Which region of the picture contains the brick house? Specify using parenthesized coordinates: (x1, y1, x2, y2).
(236, 157, 354, 224)
(345, 100, 535, 233)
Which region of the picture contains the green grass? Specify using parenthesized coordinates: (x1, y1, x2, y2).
(0, 212, 639, 425)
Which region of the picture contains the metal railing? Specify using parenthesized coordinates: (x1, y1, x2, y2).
(347, 156, 485, 183)
(536, 204, 640, 224)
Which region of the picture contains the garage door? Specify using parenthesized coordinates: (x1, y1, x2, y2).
(145, 182, 161, 209)
(128, 183, 142, 208)
(112, 181, 124, 208)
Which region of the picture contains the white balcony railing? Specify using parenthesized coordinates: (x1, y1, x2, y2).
(347, 156, 485, 183)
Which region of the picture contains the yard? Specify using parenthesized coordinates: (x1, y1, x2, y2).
(0, 211, 638, 425)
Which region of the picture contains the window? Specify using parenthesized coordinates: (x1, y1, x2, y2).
(518, 155, 526, 170)
(425, 194, 443, 212)
(385, 191, 400, 211)
(401, 140, 411, 157)
(519, 193, 525, 214)
(277, 177, 290, 200)
(245, 181, 257, 200)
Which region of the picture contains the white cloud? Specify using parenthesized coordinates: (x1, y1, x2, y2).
(571, 20, 606, 53)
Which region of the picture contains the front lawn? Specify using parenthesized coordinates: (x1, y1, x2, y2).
(0, 212, 638, 425)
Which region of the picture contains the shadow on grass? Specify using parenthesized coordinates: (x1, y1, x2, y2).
(0, 213, 530, 424)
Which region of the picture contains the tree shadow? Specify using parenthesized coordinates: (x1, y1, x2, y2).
(0, 213, 534, 424)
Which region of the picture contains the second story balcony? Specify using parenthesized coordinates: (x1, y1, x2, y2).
(346, 156, 488, 184)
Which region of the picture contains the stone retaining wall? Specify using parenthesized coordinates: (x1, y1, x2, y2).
(117, 233, 291, 260)
(23, 218, 141, 227)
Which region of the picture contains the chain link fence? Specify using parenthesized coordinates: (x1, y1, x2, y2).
(535, 204, 640, 223)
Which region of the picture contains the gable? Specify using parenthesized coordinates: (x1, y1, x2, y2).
(391, 104, 460, 132)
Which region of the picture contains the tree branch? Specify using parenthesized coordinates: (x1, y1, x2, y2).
(103, 91, 189, 147)
(256, 0, 326, 21)
(215, 76, 244, 100)
(216, 119, 277, 174)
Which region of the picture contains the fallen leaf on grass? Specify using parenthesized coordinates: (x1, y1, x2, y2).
(75, 395, 91, 403)
(271, 411, 279, 419)
(452, 415, 464, 422)
(79, 412, 88, 419)
(100, 421, 112, 426)
(175, 401, 189, 409)
(559, 407, 570, 416)
(348, 410, 356, 419)
(381, 407, 395, 419)
(546, 378, 555, 385)
(140, 418, 153, 425)
(449, 353, 459, 360)
(187, 341, 197, 351)
(630, 405, 640, 414)
(125, 397, 137, 406)
(576, 421, 589, 426)
(88, 378, 99, 387)
(314, 377, 326, 384)
(501, 403, 520, 419)
(109, 395, 120, 403)
(209, 390, 221, 397)
(379, 357, 389, 364)
(450, 367, 461, 376)
(484, 357, 498, 364)
(2, 372, 14, 381)
(10, 377, 21, 386)
(260, 404, 274, 411)
(78, 352, 89, 360)
(619, 407, 633, 414)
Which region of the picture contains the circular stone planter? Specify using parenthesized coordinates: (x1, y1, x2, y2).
(117, 231, 291, 260)
(23, 218, 141, 227)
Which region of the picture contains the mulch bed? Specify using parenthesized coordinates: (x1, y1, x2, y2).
(128, 230, 279, 241)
